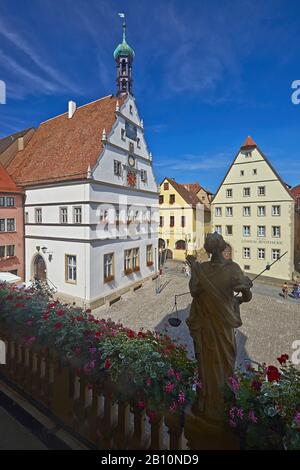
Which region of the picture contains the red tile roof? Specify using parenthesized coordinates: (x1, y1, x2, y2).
(7, 95, 123, 186)
(182, 183, 201, 194)
(291, 185, 300, 198)
(0, 164, 22, 193)
(241, 135, 257, 149)
(163, 177, 210, 210)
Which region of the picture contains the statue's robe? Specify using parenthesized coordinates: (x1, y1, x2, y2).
(186, 260, 251, 421)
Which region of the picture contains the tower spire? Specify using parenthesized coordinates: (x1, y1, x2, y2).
(114, 14, 135, 97)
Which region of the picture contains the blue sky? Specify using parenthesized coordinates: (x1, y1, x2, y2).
(0, 0, 299, 192)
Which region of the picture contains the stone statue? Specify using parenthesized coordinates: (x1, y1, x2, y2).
(186, 233, 253, 424)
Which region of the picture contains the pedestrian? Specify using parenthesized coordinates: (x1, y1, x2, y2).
(282, 282, 289, 300)
(292, 281, 300, 299)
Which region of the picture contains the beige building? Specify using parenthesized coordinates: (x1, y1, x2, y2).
(291, 185, 300, 273)
(159, 178, 211, 261)
(212, 136, 296, 280)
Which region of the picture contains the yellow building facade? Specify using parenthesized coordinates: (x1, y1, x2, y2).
(212, 137, 297, 280)
(159, 178, 211, 261)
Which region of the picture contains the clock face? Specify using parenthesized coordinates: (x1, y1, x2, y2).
(128, 155, 135, 167)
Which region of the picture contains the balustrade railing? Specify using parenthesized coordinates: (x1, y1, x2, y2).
(0, 327, 187, 450)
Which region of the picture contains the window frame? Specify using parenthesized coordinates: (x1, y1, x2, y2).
(65, 254, 77, 284)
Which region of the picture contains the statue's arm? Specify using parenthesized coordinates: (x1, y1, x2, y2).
(231, 263, 253, 304)
(189, 262, 203, 298)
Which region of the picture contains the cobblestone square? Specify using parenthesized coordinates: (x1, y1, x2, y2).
(94, 260, 300, 367)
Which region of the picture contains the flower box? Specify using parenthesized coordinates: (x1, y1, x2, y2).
(104, 275, 114, 283)
(124, 268, 133, 275)
(133, 266, 140, 273)
(147, 261, 154, 267)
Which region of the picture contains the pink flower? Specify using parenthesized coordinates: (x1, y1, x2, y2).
(167, 368, 175, 377)
(236, 408, 244, 419)
(249, 410, 258, 423)
(294, 412, 300, 426)
(146, 378, 152, 386)
(104, 358, 110, 370)
(165, 382, 175, 394)
(178, 391, 185, 404)
(228, 376, 240, 392)
(175, 372, 182, 381)
(56, 309, 65, 317)
(137, 401, 145, 410)
(146, 410, 156, 422)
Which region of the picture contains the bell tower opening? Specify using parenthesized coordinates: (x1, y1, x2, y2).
(114, 15, 135, 97)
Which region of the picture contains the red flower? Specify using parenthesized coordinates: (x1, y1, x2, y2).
(277, 354, 289, 365)
(267, 365, 281, 382)
(15, 303, 25, 308)
(6, 294, 13, 300)
(95, 331, 102, 338)
(76, 316, 83, 321)
(56, 309, 65, 317)
(104, 358, 111, 369)
(54, 321, 63, 330)
(137, 400, 145, 410)
(86, 309, 91, 313)
(126, 330, 135, 338)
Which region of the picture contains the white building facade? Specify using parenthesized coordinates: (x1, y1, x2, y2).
(7, 23, 159, 309)
(212, 137, 295, 280)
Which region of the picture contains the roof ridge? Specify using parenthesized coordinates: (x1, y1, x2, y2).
(40, 94, 114, 125)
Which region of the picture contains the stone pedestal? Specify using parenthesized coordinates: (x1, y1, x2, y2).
(184, 407, 240, 450)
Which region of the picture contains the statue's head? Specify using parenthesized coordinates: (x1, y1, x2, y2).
(204, 232, 227, 256)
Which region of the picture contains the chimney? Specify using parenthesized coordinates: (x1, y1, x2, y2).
(17, 137, 24, 151)
(68, 100, 77, 119)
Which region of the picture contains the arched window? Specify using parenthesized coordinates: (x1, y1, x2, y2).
(121, 59, 126, 75)
(175, 240, 186, 250)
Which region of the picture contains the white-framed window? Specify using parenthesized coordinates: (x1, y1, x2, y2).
(272, 226, 281, 238)
(243, 247, 251, 259)
(35, 208, 42, 224)
(7, 218, 15, 232)
(226, 207, 233, 217)
(146, 245, 153, 265)
(243, 187, 251, 197)
(0, 197, 5, 206)
(272, 205, 281, 216)
(257, 225, 266, 237)
(137, 138, 141, 148)
(25, 212, 29, 224)
(272, 249, 281, 261)
(215, 225, 222, 235)
(132, 248, 139, 270)
(60, 207, 68, 224)
(226, 189, 233, 198)
(258, 186, 266, 196)
(124, 249, 132, 272)
(104, 253, 114, 281)
(141, 169, 147, 182)
(65, 255, 77, 283)
(114, 160, 122, 176)
(257, 206, 266, 217)
(226, 225, 233, 236)
(243, 206, 251, 217)
(258, 248, 265, 260)
(243, 225, 251, 237)
(73, 206, 82, 224)
(0, 219, 5, 231)
(215, 207, 222, 217)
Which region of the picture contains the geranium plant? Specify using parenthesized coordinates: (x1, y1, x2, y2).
(225, 355, 300, 449)
(0, 282, 198, 420)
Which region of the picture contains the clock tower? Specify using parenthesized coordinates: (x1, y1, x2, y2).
(114, 17, 135, 97)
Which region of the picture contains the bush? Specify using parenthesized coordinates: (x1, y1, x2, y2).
(0, 282, 198, 419)
(225, 355, 300, 449)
